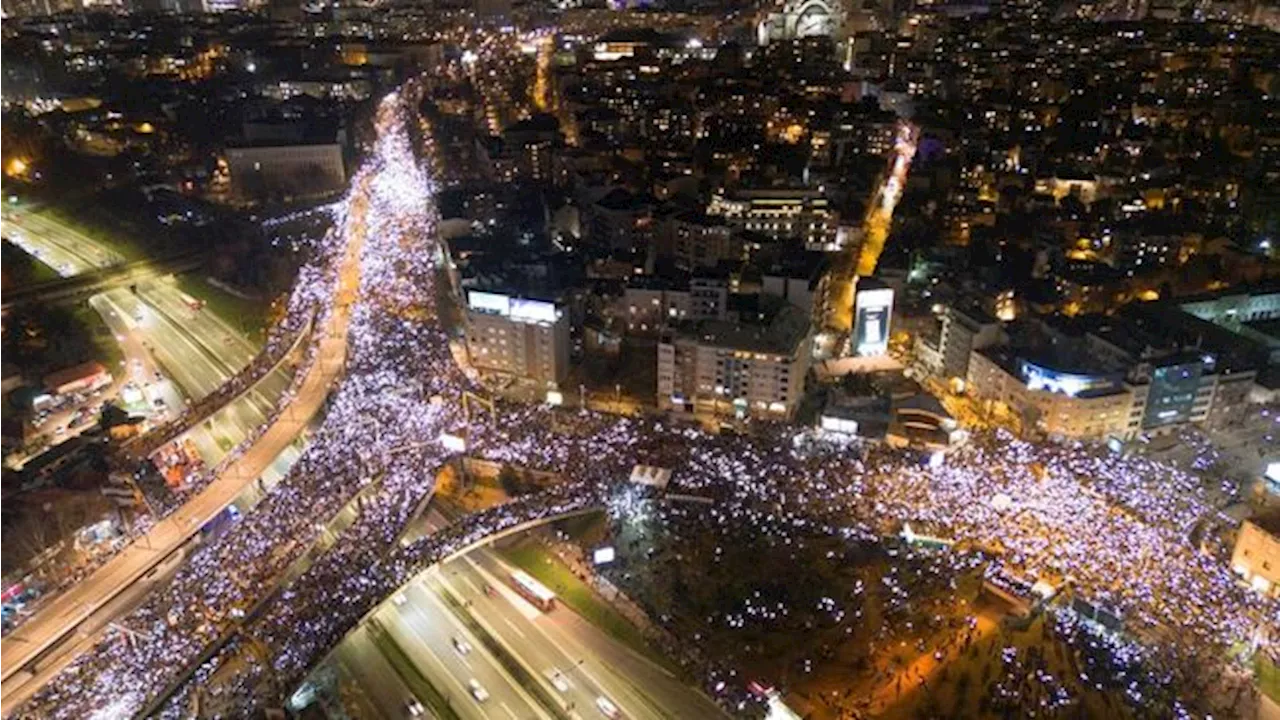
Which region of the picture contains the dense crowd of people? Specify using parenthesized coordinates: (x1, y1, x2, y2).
(13, 72, 1280, 720)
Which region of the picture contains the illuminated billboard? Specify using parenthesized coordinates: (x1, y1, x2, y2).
(1141, 360, 1204, 430)
(1020, 361, 1120, 398)
(468, 291, 560, 325)
(468, 290, 510, 315)
(509, 298, 559, 324)
(854, 287, 894, 356)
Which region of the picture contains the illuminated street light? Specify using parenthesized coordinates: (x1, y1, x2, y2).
(6, 157, 30, 178)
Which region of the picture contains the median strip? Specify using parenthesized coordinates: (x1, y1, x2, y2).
(368, 619, 462, 720)
(434, 583, 571, 720)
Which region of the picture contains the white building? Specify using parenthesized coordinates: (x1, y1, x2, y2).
(936, 304, 1003, 382)
(658, 303, 811, 419)
(464, 291, 570, 387)
(966, 349, 1134, 440)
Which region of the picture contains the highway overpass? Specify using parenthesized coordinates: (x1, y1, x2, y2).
(1, 253, 206, 313)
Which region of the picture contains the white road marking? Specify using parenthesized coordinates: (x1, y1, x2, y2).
(499, 614, 528, 639)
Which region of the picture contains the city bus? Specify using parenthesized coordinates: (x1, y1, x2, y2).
(509, 570, 556, 612)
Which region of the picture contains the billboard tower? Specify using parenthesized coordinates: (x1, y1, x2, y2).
(853, 278, 893, 356)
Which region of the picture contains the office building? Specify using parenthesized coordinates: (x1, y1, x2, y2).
(964, 313, 1262, 441)
(464, 291, 571, 387)
(937, 304, 1003, 382)
(967, 349, 1134, 439)
(620, 275, 729, 333)
(664, 212, 741, 271)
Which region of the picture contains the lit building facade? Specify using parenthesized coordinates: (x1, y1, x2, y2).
(937, 304, 1003, 382)
(707, 188, 838, 250)
(658, 303, 811, 419)
(621, 276, 729, 333)
(1232, 515, 1280, 598)
(464, 291, 570, 387)
(967, 350, 1134, 439)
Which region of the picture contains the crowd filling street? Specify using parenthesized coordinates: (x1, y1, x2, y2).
(11, 74, 1279, 720)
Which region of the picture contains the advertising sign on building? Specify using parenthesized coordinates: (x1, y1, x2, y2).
(854, 287, 894, 356)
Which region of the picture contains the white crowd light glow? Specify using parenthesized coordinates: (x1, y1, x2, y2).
(440, 432, 467, 453)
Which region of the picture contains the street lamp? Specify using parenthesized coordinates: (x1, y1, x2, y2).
(6, 158, 29, 178)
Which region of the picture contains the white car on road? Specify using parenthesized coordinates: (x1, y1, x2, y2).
(468, 679, 489, 703)
(545, 669, 570, 693)
(596, 696, 621, 718)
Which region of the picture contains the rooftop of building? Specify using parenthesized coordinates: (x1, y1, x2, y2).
(1247, 317, 1280, 343)
(676, 297, 810, 356)
(763, 249, 829, 283)
(895, 392, 952, 420)
(948, 299, 998, 326)
(974, 344, 1128, 398)
(594, 187, 655, 212)
(1121, 302, 1266, 374)
(43, 361, 109, 390)
(627, 268, 731, 292)
(595, 28, 670, 46)
(1176, 282, 1280, 310)
(1078, 313, 1182, 360)
(504, 112, 561, 138)
(1249, 510, 1280, 538)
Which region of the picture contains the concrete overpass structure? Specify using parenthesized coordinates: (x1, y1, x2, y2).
(137, 500, 605, 718)
(112, 316, 314, 465)
(1, 253, 206, 313)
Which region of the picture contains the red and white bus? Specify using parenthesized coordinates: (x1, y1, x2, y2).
(510, 570, 556, 612)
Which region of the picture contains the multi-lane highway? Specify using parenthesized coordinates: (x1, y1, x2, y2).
(3, 205, 292, 464)
(0, 198, 360, 707)
(329, 625, 422, 719)
(330, 537, 726, 720)
(440, 548, 724, 720)
(0, 273, 351, 714)
(379, 572, 552, 720)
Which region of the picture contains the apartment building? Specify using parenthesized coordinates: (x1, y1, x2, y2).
(658, 301, 811, 419)
(464, 291, 570, 387)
